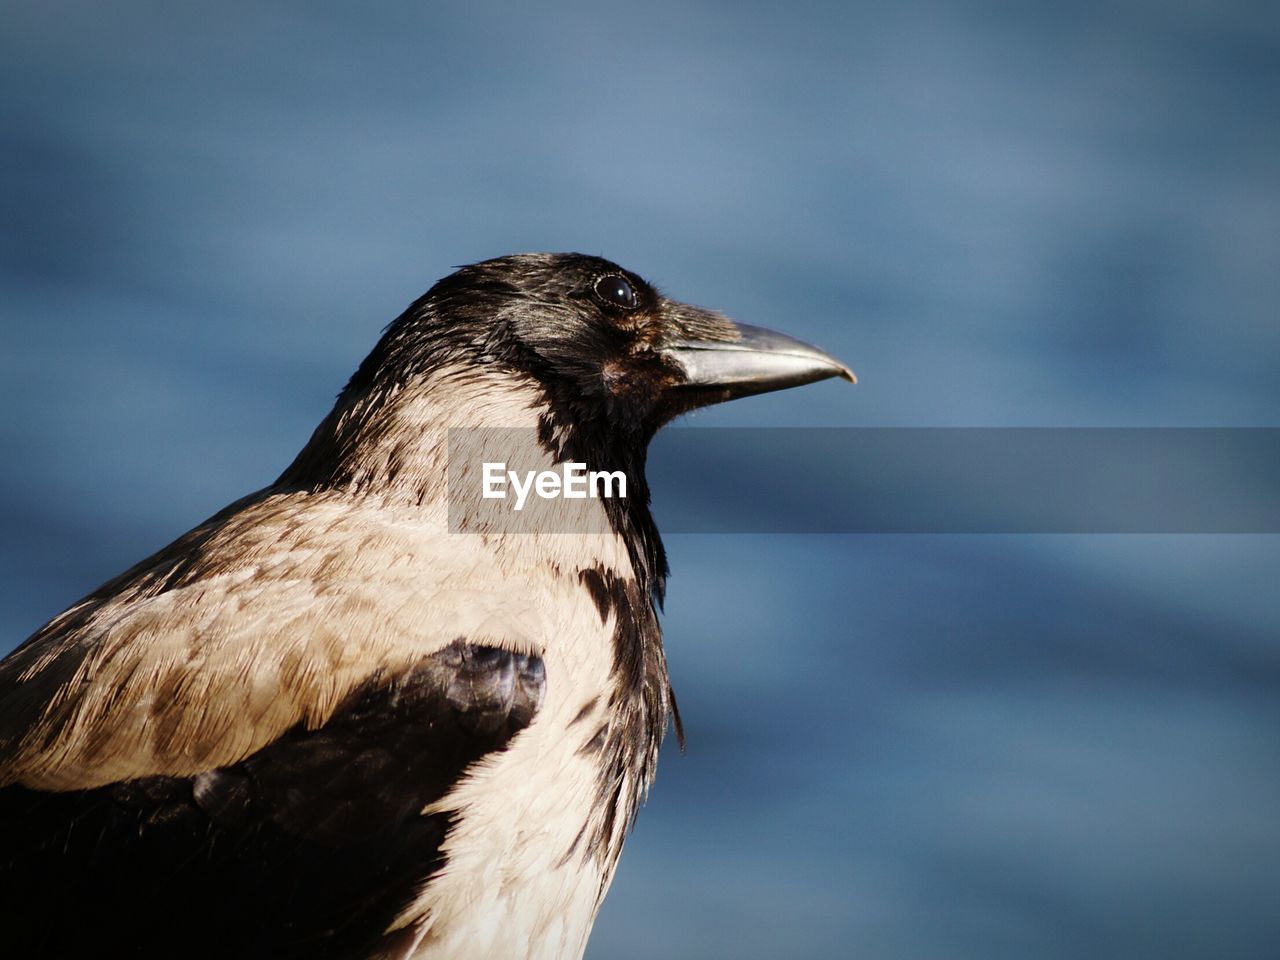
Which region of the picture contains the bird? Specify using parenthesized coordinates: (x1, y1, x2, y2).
(0, 252, 853, 960)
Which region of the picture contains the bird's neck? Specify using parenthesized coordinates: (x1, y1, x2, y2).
(275, 366, 668, 603)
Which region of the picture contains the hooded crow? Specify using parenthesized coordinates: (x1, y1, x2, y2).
(0, 253, 853, 960)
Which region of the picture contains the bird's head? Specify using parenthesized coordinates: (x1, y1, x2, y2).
(335, 252, 854, 447)
(279, 252, 853, 596)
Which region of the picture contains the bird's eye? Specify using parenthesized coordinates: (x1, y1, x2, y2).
(593, 275, 639, 311)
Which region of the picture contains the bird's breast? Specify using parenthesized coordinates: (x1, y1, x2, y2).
(387, 533, 668, 960)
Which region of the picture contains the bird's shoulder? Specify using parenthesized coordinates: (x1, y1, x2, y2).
(0, 489, 548, 789)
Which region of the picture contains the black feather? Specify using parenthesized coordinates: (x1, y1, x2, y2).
(0, 641, 544, 960)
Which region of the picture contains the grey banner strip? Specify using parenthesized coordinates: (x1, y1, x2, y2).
(447, 428, 1280, 534)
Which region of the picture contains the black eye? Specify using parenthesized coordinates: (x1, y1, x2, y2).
(593, 274, 639, 311)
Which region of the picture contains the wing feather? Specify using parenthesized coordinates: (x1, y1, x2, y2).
(0, 639, 547, 960)
(0, 490, 543, 789)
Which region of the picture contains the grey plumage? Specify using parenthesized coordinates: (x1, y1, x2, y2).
(0, 253, 852, 959)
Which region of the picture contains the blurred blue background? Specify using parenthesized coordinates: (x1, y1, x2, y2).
(3, 2, 1279, 957)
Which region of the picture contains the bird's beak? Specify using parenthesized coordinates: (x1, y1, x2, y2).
(663, 321, 856, 403)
